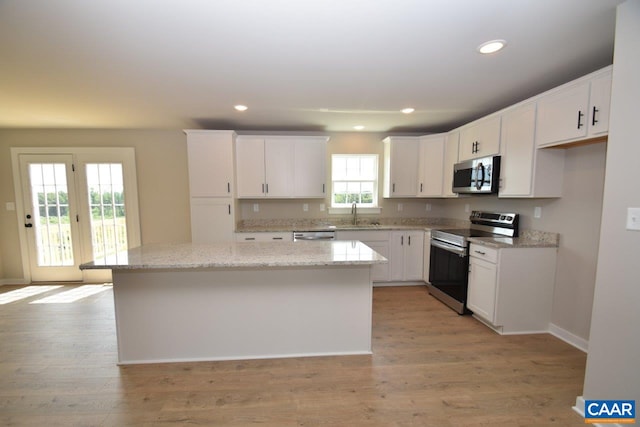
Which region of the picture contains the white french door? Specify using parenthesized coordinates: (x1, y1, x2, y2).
(19, 155, 84, 281)
(13, 148, 141, 283)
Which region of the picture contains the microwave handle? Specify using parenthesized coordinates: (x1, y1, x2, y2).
(475, 163, 485, 190)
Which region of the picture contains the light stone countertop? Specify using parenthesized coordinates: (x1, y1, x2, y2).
(80, 241, 388, 270)
(467, 230, 560, 249)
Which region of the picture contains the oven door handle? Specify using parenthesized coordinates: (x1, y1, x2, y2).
(431, 239, 468, 256)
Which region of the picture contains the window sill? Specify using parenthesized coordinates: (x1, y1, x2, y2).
(328, 207, 382, 215)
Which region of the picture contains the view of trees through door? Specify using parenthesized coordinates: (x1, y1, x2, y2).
(14, 149, 140, 282)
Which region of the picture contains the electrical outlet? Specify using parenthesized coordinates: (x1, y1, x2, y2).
(319, 203, 325, 212)
(626, 207, 640, 231)
(5, 202, 15, 211)
(534, 206, 542, 219)
(425, 203, 432, 211)
(397, 203, 403, 212)
(303, 203, 309, 212)
(253, 203, 259, 213)
(464, 204, 470, 213)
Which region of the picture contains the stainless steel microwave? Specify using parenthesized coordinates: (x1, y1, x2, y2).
(452, 155, 501, 194)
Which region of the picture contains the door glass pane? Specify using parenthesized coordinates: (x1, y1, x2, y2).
(86, 163, 128, 263)
(29, 163, 74, 266)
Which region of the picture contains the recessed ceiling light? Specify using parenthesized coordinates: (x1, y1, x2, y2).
(353, 125, 365, 131)
(401, 108, 415, 114)
(234, 104, 248, 111)
(477, 39, 507, 54)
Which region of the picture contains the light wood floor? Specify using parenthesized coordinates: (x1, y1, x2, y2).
(0, 284, 587, 426)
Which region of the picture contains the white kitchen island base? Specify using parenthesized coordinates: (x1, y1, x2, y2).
(112, 265, 373, 364)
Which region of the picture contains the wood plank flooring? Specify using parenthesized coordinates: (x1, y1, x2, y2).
(0, 284, 587, 426)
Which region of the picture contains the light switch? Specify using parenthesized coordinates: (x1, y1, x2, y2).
(626, 207, 640, 231)
(397, 203, 403, 212)
(253, 203, 259, 213)
(303, 203, 309, 212)
(425, 203, 432, 212)
(5, 202, 15, 211)
(464, 204, 470, 213)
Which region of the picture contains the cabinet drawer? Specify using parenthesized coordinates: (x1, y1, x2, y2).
(336, 230, 390, 241)
(235, 232, 292, 242)
(469, 243, 498, 263)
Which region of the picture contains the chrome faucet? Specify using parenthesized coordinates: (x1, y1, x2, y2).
(351, 202, 357, 225)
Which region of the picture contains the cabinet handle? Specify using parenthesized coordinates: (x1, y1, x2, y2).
(408, 235, 411, 245)
(322, 183, 325, 193)
(228, 204, 231, 215)
(273, 237, 283, 240)
(393, 183, 396, 193)
(577, 110, 584, 129)
(401, 235, 404, 245)
(592, 106, 599, 126)
(266, 183, 269, 194)
(227, 182, 231, 193)
(420, 183, 423, 192)
(245, 237, 256, 241)
(262, 183, 265, 193)
(474, 250, 486, 255)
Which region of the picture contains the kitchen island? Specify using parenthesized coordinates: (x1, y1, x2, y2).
(80, 240, 387, 365)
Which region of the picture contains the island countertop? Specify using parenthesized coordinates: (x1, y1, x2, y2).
(80, 240, 388, 270)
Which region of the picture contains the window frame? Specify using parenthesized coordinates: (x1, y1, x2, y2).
(330, 154, 379, 209)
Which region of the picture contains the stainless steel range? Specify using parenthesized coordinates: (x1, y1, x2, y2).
(427, 211, 519, 314)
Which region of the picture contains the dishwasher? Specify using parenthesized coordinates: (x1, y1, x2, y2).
(292, 231, 336, 241)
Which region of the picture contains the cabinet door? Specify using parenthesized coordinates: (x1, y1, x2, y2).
(499, 103, 536, 197)
(467, 257, 498, 323)
(588, 72, 612, 136)
(458, 115, 501, 161)
(442, 132, 459, 197)
(403, 231, 424, 281)
(190, 198, 234, 243)
(418, 135, 445, 197)
(264, 139, 294, 198)
(423, 231, 431, 283)
(186, 131, 234, 197)
(385, 138, 419, 197)
(389, 231, 405, 281)
(366, 241, 390, 282)
(294, 138, 327, 198)
(535, 81, 590, 147)
(236, 137, 266, 198)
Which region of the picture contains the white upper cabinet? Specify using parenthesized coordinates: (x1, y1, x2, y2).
(499, 103, 565, 198)
(185, 130, 235, 197)
(383, 136, 420, 198)
(236, 135, 328, 199)
(458, 115, 501, 161)
(417, 134, 445, 197)
(535, 66, 612, 147)
(442, 131, 460, 197)
(236, 136, 268, 198)
(293, 137, 328, 198)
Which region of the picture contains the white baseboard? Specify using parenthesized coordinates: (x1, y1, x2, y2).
(549, 323, 588, 352)
(0, 279, 30, 286)
(573, 396, 626, 427)
(373, 281, 426, 287)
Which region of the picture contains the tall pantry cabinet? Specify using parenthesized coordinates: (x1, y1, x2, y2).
(184, 130, 236, 243)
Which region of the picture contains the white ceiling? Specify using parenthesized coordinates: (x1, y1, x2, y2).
(0, 0, 623, 133)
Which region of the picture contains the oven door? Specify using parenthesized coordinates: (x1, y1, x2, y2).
(427, 239, 470, 314)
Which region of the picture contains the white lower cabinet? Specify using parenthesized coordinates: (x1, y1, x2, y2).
(336, 230, 390, 282)
(467, 243, 557, 334)
(423, 231, 431, 283)
(235, 232, 292, 242)
(190, 198, 234, 243)
(389, 231, 424, 282)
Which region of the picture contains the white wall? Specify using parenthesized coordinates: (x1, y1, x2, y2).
(582, 0, 640, 403)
